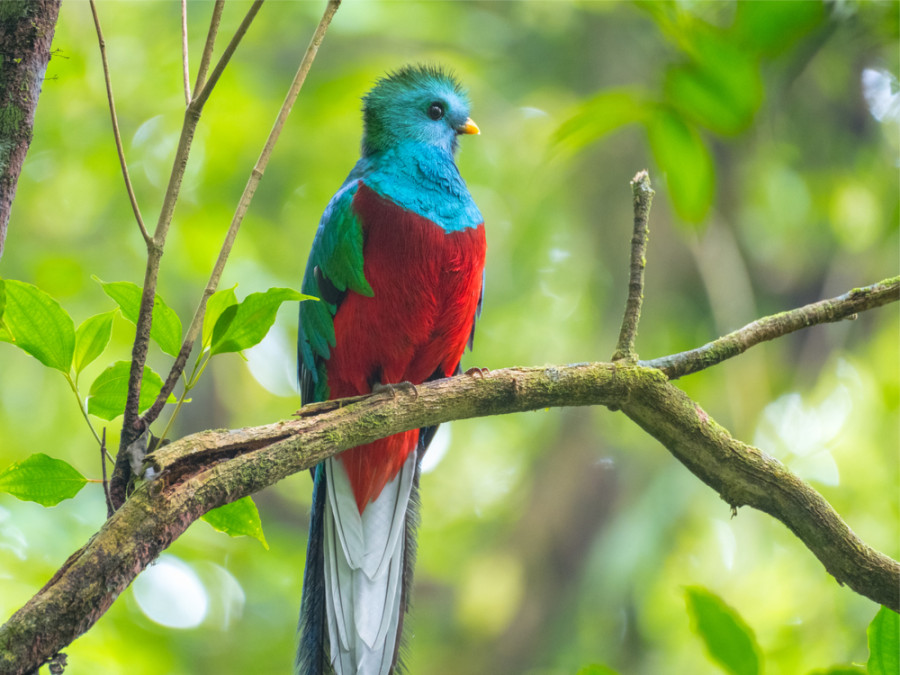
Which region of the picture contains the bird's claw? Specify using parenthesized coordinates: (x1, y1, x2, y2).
(465, 367, 490, 379)
(372, 381, 419, 400)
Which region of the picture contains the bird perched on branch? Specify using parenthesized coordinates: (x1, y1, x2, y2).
(296, 65, 485, 675)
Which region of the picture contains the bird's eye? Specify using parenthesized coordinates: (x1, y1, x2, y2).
(427, 102, 445, 121)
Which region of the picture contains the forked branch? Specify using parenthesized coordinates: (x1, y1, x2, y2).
(142, 0, 342, 438)
(111, 0, 268, 508)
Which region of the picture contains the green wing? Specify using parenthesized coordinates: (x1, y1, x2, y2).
(298, 179, 373, 404)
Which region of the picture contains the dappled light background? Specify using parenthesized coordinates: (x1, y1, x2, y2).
(0, 2, 897, 674)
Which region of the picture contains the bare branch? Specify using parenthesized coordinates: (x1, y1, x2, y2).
(193, 0, 225, 95)
(1, 349, 897, 673)
(143, 0, 342, 425)
(99, 428, 113, 518)
(181, 0, 191, 105)
(612, 169, 654, 362)
(88, 0, 151, 245)
(642, 276, 900, 379)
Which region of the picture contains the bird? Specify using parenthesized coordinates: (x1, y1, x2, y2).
(296, 65, 486, 675)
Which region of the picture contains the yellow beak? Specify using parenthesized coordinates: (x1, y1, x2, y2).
(458, 117, 480, 135)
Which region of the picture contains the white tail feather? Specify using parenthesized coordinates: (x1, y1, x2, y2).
(323, 453, 415, 674)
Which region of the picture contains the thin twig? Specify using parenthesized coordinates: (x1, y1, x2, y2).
(642, 276, 900, 379)
(112, 0, 267, 509)
(63, 372, 103, 447)
(88, 0, 151, 245)
(193, 0, 225, 95)
(181, 0, 191, 105)
(143, 0, 342, 425)
(612, 169, 654, 363)
(100, 428, 114, 518)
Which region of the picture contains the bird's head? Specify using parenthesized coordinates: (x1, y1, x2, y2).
(361, 65, 479, 157)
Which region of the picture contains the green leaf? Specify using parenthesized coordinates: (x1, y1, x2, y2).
(733, 1, 825, 56)
(555, 87, 652, 154)
(73, 310, 117, 374)
(805, 668, 865, 675)
(664, 58, 761, 137)
(95, 278, 183, 357)
(646, 110, 714, 225)
(202, 495, 269, 549)
(867, 606, 900, 675)
(685, 586, 762, 675)
(0, 279, 75, 372)
(202, 284, 238, 349)
(210, 287, 314, 356)
(87, 361, 176, 421)
(575, 665, 621, 675)
(0, 453, 88, 506)
(0, 279, 10, 341)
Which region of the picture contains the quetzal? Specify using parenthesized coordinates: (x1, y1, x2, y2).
(296, 65, 485, 675)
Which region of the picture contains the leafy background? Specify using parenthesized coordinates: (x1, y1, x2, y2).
(0, 1, 897, 673)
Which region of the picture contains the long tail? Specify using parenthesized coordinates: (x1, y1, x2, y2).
(297, 447, 422, 675)
(297, 464, 328, 673)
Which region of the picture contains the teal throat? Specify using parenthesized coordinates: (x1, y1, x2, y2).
(350, 143, 482, 233)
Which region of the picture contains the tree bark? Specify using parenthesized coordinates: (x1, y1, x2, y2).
(0, 0, 62, 259)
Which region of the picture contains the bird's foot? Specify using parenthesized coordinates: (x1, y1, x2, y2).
(465, 367, 491, 379)
(372, 381, 419, 400)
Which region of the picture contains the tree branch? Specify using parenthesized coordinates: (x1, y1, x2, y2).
(641, 276, 900, 379)
(617, 369, 899, 613)
(1, 334, 898, 673)
(180, 0, 191, 106)
(0, 0, 62, 260)
(612, 169, 654, 362)
(142, 0, 342, 428)
(193, 0, 225, 96)
(88, 0, 151, 244)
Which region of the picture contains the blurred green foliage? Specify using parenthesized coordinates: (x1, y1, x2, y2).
(0, 1, 897, 674)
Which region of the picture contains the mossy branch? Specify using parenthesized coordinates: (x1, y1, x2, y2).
(642, 276, 900, 378)
(612, 169, 654, 362)
(1, 327, 898, 673)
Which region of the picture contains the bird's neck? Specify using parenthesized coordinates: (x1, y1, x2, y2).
(355, 143, 482, 233)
